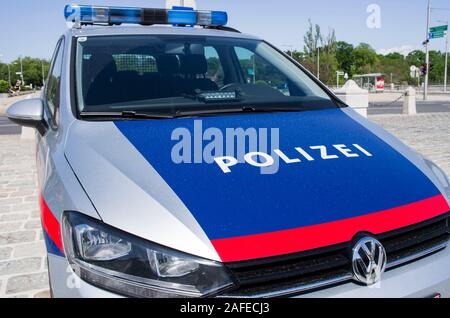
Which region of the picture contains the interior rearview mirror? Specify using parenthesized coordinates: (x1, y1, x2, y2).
(6, 98, 48, 136)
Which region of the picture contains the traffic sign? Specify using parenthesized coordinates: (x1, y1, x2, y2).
(429, 31, 447, 39)
(430, 25, 448, 33)
(410, 66, 419, 79)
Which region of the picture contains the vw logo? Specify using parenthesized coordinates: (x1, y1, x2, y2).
(352, 237, 387, 286)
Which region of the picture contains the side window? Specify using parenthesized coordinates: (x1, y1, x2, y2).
(46, 39, 65, 118)
(205, 46, 224, 87)
(234, 47, 290, 96)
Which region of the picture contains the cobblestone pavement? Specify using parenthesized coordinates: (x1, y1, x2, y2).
(0, 113, 449, 298)
(370, 113, 450, 177)
(0, 136, 50, 298)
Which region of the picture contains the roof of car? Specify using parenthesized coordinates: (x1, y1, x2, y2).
(67, 25, 260, 40)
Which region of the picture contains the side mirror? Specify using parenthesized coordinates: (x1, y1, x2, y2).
(6, 98, 48, 135)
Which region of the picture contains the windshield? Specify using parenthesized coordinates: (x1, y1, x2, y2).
(75, 35, 337, 115)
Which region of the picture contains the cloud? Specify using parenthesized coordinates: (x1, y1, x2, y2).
(377, 45, 419, 56)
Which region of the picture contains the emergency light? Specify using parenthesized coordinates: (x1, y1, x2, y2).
(64, 4, 228, 28)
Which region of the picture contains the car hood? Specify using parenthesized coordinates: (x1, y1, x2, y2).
(65, 107, 449, 262)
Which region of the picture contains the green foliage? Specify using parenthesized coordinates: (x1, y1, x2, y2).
(299, 20, 339, 85)
(0, 57, 50, 88)
(287, 21, 449, 86)
(375, 54, 410, 85)
(336, 41, 354, 76)
(303, 19, 322, 57)
(353, 43, 379, 74)
(0, 80, 9, 93)
(406, 50, 426, 67)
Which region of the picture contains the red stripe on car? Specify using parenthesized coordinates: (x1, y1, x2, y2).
(212, 195, 450, 263)
(39, 194, 64, 253)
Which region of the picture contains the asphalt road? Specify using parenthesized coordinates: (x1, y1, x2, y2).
(368, 101, 450, 115)
(0, 116, 21, 135)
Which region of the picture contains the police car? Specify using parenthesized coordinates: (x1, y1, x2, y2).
(6, 4, 450, 298)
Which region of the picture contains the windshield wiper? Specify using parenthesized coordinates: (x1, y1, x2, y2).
(79, 106, 307, 121)
(241, 106, 306, 113)
(172, 105, 306, 117)
(79, 111, 176, 120)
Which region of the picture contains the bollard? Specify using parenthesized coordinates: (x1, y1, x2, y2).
(334, 80, 369, 117)
(402, 87, 417, 115)
(20, 127, 36, 140)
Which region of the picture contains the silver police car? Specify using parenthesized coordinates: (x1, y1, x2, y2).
(6, 4, 450, 298)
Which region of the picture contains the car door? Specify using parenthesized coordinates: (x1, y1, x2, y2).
(36, 37, 65, 191)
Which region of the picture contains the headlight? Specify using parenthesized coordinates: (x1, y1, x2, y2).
(62, 212, 234, 298)
(424, 159, 450, 204)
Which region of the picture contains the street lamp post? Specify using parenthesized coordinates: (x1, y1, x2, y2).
(19, 57, 24, 85)
(7, 64, 11, 86)
(424, 0, 431, 100)
(317, 47, 320, 80)
(443, 23, 449, 93)
(436, 20, 449, 93)
(41, 60, 45, 86)
(0, 54, 11, 86)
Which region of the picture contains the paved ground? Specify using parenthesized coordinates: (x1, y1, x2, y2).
(369, 113, 450, 177)
(0, 136, 50, 298)
(0, 113, 449, 298)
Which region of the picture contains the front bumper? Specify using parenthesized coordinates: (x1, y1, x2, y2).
(49, 243, 450, 298)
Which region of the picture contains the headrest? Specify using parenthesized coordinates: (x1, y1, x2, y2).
(84, 53, 117, 80)
(156, 55, 180, 75)
(179, 55, 208, 75)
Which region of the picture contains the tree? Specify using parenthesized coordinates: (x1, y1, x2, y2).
(303, 19, 322, 57)
(375, 54, 410, 85)
(4, 57, 51, 88)
(287, 25, 448, 87)
(406, 50, 426, 67)
(336, 41, 354, 76)
(0, 80, 9, 93)
(353, 43, 378, 74)
(300, 20, 338, 85)
(428, 51, 446, 84)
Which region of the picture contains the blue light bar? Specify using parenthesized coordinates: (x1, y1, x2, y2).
(197, 11, 228, 26)
(109, 7, 141, 24)
(64, 4, 228, 28)
(167, 8, 197, 26)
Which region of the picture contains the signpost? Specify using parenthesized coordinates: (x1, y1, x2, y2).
(429, 31, 446, 39)
(410, 65, 421, 87)
(336, 71, 344, 88)
(446, 27, 449, 93)
(429, 24, 449, 93)
(424, 0, 431, 101)
(430, 25, 448, 33)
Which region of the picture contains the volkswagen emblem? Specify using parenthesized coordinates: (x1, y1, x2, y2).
(352, 237, 387, 286)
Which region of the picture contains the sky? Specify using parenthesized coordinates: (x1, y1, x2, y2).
(1, 0, 450, 62)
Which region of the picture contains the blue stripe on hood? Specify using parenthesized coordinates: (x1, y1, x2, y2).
(115, 108, 440, 240)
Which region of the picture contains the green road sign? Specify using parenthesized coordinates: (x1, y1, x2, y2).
(430, 25, 448, 33)
(429, 31, 446, 39)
